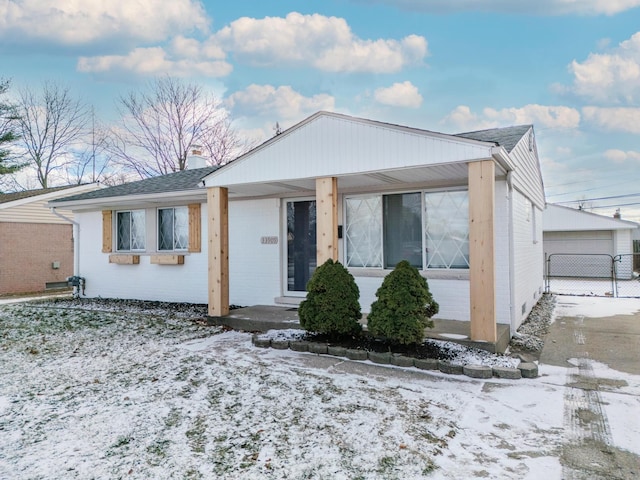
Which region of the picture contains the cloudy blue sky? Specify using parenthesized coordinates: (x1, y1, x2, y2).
(2, 0, 640, 221)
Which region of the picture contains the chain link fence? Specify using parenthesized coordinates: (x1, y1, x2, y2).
(614, 253, 640, 298)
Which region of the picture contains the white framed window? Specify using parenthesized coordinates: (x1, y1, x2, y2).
(424, 190, 469, 269)
(344, 189, 469, 270)
(116, 210, 146, 251)
(345, 195, 382, 268)
(158, 206, 188, 251)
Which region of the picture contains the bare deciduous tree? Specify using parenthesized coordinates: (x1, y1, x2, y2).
(16, 82, 89, 188)
(109, 76, 249, 178)
(63, 109, 113, 185)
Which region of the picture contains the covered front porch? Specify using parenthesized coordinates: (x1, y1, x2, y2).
(203, 112, 516, 351)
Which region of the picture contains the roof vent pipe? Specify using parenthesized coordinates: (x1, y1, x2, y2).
(614, 208, 621, 219)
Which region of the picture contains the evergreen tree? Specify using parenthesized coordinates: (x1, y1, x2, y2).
(0, 79, 22, 178)
(299, 259, 362, 337)
(367, 260, 439, 345)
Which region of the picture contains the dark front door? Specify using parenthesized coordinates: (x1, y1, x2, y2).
(287, 200, 317, 292)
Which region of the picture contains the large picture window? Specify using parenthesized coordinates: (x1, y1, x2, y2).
(116, 210, 146, 251)
(345, 190, 469, 270)
(158, 207, 188, 251)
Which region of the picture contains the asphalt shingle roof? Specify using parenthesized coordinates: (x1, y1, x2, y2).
(50, 166, 219, 203)
(454, 125, 532, 153)
(0, 185, 84, 205)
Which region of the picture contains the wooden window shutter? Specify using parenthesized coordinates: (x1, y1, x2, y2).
(188, 203, 201, 253)
(102, 210, 113, 253)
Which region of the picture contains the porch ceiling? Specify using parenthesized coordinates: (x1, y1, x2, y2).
(227, 162, 491, 198)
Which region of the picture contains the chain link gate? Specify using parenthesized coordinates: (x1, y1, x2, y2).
(545, 254, 616, 297)
(614, 253, 640, 298)
(545, 253, 640, 298)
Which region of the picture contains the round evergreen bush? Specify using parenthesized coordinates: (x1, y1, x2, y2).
(367, 260, 439, 345)
(298, 259, 362, 337)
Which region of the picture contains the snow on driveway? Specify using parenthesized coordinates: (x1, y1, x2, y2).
(0, 297, 638, 479)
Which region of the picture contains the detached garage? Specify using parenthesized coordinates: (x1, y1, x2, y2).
(543, 204, 639, 279)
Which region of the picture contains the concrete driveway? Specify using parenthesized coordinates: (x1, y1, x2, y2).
(541, 297, 640, 376)
(540, 296, 640, 479)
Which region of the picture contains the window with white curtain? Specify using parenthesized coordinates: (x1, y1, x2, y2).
(345, 195, 382, 267)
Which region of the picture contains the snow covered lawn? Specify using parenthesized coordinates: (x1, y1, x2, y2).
(0, 298, 636, 479)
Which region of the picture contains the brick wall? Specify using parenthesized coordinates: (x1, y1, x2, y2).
(0, 223, 73, 295)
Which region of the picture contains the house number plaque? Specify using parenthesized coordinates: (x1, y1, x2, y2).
(260, 236, 279, 245)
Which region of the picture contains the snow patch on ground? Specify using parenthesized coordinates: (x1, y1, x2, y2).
(553, 296, 640, 320)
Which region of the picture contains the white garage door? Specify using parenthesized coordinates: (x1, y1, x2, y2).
(544, 230, 613, 257)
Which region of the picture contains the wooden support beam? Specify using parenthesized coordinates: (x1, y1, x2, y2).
(316, 177, 338, 265)
(468, 160, 497, 343)
(207, 187, 229, 317)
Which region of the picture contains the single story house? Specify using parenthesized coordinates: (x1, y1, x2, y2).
(0, 184, 100, 295)
(543, 203, 639, 279)
(50, 111, 546, 348)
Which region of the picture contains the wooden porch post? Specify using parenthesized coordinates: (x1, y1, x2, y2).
(316, 177, 338, 265)
(207, 187, 229, 317)
(468, 160, 497, 343)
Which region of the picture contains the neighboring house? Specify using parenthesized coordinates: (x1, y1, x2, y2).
(543, 203, 639, 279)
(50, 112, 546, 349)
(0, 184, 100, 295)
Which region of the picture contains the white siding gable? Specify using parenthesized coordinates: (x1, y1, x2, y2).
(509, 128, 545, 209)
(205, 112, 495, 188)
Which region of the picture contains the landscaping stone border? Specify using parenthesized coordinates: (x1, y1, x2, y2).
(251, 335, 537, 379)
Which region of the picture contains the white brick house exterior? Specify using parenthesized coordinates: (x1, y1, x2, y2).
(51, 112, 546, 343)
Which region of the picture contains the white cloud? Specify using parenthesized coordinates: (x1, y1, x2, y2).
(0, 0, 208, 47)
(582, 106, 640, 133)
(484, 104, 581, 128)
(225, 84, 335, 120)
(604, 149, 640, 163)
(441, 105, 496, 131)
(213, 12, 427, 73)
(361, 0, 640, 15)
(77, 47, 232, 78)
(373, 81, 423, 108)
(443, 104, 580, 131)
(568, 32, 640, 103)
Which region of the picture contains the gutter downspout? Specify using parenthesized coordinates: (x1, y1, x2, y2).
(506, 171, 517, 336)
(50, 207, 80, 278)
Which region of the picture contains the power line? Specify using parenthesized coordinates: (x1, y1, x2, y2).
(545, 176, 636, 190)
(589, 201, 640, 209)
(555, 192, 640, 204)
(546, 179, 640, 198)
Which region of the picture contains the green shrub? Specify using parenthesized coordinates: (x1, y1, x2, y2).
(298, 259, 362, 337)
(367, 260, 439, 345)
